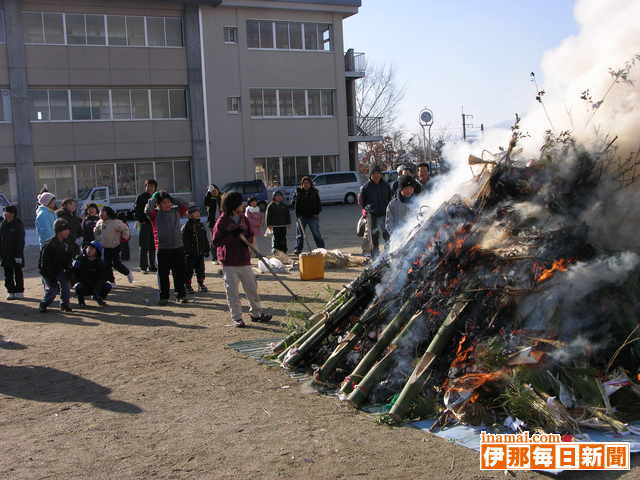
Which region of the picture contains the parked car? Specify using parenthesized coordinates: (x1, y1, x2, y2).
(0, 192, 11, 208)
(222, 180, 268, 210)
(310, 171, 365, 205)
(77, 186, 136, 220)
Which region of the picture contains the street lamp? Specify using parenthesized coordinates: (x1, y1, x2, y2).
(419, 108, 434, 164)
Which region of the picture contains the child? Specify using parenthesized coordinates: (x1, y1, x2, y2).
(135, 179, 158, 273)
(213, 192, 272, 328)
(72, 241, 112, 307)
(182, 206, 210, 294)
(35, 192, 57, 248)
(265, 191, 291, 254)
(0, 205, 25, 299)
(39, 219, 74, 313)
(245, 197, 264, 249)
(145, 191, 189, 305)
(56, 198, 83, 247)
(204, 185, 222, 264)
(81, 203, 100, 247)
(94, 206, 133, 285)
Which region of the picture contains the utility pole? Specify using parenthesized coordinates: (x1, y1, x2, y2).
(461, 106, 474, 141)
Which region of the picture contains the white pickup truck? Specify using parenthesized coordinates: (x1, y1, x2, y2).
(77, 186, 135, 219)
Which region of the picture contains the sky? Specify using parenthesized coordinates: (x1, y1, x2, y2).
(343, 0, 579, 140)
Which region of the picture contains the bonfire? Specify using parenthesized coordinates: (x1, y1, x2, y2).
(271, 122, 640, 436)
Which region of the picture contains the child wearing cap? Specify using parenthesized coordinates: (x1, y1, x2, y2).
(35, 192, 57, 248)
(182, 206, 210, 294)
(0, 205, 25, 299)
(38, 219, 74, 313)
(265, 191, 291, 254)
(72, 241, 112, 307)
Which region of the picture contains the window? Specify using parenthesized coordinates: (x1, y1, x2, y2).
(126, 16, 145, 46)
(116, 163, 136, 196)
(112, 89, 131, 119)
(173, 160, 191, 193)
(226, 96, 240, 113)
(50, 90, 70, 120)
(311, 156, 324, 174)
(70, 89, 91, 120)
(296, 156, 310, 180)
(96, 164, 116, 193)
(258, 21, 273, 49)
(0, 90, 11, 122)
(224, 26, 238, 44)
(86, 15, 106, 45)
(313, 175, 327, 186)
(247, 20, 332, 51)
(24, 12, 44, 43)
(29, 90, 50, 121)
(147, 17, 165, 47)
(36, 166, 74, 199)
(155, 161, 173, 192)
(107, 16, 127, 46)
(135, 163, 154, 193)
(247, 20, 259, 48)
(131, 89, 150, 119)
(282, 156, 295, 186)
(0, 10, 6, 44)
(66, 14, 86, 45)
(44, 13, 64, 44)
(168, 89, 187, 118)
(151, 90, 170, 119)
(328, 173, 355, 184)
(90, 89, 111, 120)
(165, 18, 183, 47)
(250, 89, 335, 118)
(256, 156, 338, 187)
(77, 165, 95, 198)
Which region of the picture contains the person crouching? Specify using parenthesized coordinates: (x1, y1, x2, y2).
(182, 206, 209, 294)
(72, 241, 112, 307)
(39, 219, 74, 313)
(213, 192, 271, 328)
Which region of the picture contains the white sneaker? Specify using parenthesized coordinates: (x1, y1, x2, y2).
(127, 272, 134, 284)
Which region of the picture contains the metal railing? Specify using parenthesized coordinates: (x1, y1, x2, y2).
(348, 116, 382, 137)
(344, 50, 366, 75)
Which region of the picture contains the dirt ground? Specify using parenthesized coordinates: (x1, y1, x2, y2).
(1, 205, 638, 479)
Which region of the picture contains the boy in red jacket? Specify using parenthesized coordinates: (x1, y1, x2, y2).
(213, 192, 271, 328)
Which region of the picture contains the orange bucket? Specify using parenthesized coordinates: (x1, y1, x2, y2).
(299, 252, 325, 280)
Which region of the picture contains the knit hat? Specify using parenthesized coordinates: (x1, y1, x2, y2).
(54, 218, 70, 234)
(88, 240, 103, 255)
(398, 175, 414, 190)
(4, 205, 17, 215)
(37, 192, 55, 207)
(188, 205, 200, 214)
(369, 164, 383, 176)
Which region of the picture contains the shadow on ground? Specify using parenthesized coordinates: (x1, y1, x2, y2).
(0, 364, 142, 414)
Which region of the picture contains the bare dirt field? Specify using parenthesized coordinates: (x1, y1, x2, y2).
(1, 205, 637, 479)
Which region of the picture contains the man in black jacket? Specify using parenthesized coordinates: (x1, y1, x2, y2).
(135, 179, 157, 273)
(72, 241, 112, 307)
(359, 165, 392, 258)
(39, 219, 74, 313)
(181, 206, 209, 293)
(294, 176, 325, 254)
(0, 205, 25, 299)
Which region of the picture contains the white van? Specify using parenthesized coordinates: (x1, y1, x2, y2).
(311, 171, 365, 205)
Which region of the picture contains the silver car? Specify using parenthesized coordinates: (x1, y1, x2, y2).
(311, 171, 365, 205)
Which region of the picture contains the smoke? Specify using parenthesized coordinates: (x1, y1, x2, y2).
(520, 0, 640, 158)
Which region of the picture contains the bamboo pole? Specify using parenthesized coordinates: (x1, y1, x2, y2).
(338, 300, 415, 397)
(348, 311, 425, 407)
(389, 299, 471, 421)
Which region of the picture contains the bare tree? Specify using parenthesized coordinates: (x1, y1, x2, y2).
(355, 61, 405, 136)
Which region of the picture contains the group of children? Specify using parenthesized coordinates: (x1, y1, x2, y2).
(1, 183, 276, 328)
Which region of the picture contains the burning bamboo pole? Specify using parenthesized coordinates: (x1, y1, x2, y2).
(389, 299, 471, 421)
(339, 300, 416, 397)
(347, 311, 426, 407)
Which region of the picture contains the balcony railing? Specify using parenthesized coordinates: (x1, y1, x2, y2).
(348, 116, 383, 139)
(344, 50, 366, 76)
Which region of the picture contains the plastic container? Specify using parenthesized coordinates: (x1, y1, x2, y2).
(299, 252, 325, 280)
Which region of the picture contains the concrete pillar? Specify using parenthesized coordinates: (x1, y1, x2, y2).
(4, 0, 37, 225)
(183, 4, 209, 208)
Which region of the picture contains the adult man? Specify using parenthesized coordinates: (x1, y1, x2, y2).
(416, 162, 431, 192)
(391, 164, 422, 196)
(294, 176, 325, 255)
(359, 165, 391, 258)
(385, 175, 416, 234)
(135, 179, 158, 273)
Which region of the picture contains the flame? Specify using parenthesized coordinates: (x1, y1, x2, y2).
(426, 308, 441, 316)
(447, 371, 505, 404)
(536, 258, 571, 283)
(451, 335, 474, 368)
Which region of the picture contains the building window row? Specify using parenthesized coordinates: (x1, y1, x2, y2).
(226, 96, 241, 113)
(29, 88, 188, 122)
(247, 20, 333, 51)
(255, 155, 338, 188)
(23, 12, 183, 47)
(250, 88, 334, 118)
(36, 160, 192, 200)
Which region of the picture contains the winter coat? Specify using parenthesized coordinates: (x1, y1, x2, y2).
(82, 215, 100, 246)
(182, 218, 210, 257)
(56, 209, 83, 242)
(72, 254, 109, 288)
(212, 213, 253, 267)
(135, 192, 152, 224)
(0, 218, 25, 267)
(385, 194, 415, 234)
(39, 237, 73, 282)
(266, 202, 291, 227)
(94, 218, 130, 249)
(245, 206, 264, 236)
(295, 187, 322, 218)
(145, 197, 188, 250)
(35, 205, 57, 247)
(359, 179, 392, 217)
(204, 192, 221, 227)
(391, 177, 422, 197)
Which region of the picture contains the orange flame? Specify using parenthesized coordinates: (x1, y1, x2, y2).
(451, 335, 474, 368)
(448, 371, 504, 396)
(536, 258, 570, 283)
